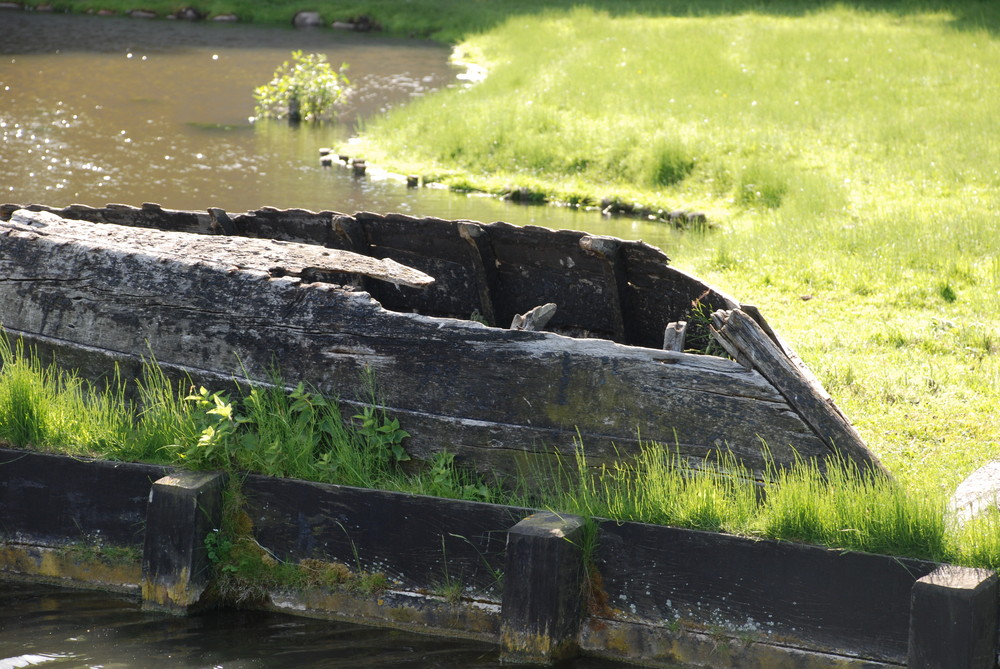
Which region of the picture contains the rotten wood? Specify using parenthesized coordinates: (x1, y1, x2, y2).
(662, 320, 688, 352)
(207, 207, 239, 236)
(510, 303, 557, 331)
(5, 209, 434, 289)
(710, 308, 885, 474)
(458, 221, 499, 326)
(0, 206, 886, 482)
(578, 234, 628, 342)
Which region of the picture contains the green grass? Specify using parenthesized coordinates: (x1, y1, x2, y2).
(0, 335, 505, 503)
(3, 334, 1000, 569)
(342, 2, 1000, 501)
(9, 0, 1000, 566)
(541, 443, 1000, 569)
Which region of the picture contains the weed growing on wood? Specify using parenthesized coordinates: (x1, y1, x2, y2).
(58, 542, 141, 567)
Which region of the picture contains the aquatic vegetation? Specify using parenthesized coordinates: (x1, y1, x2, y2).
(252, 51, 350, 123)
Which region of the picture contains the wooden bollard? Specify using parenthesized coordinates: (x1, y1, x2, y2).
(908, 565, 998, 668)
(141, 470, 226, 613)
(352, 159, 367, 177)
(500, 511, 586, 664)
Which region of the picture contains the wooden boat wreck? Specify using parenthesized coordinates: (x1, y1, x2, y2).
(0, 202, 885, 481)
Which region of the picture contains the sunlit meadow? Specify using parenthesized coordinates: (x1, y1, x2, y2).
(349, 5, 1000, 496)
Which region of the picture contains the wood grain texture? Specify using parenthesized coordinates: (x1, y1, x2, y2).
(712, 308, 885, 474)
(6, 209, 434, 289)
(0, 447, 171, 547)
(242, 475, 531, 598)
(0, 206, 883, 480)
(594, 519, 939, 663)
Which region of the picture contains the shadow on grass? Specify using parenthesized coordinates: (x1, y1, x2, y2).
(19, 1, 1000, 39)
(364, 0, 1000, 39)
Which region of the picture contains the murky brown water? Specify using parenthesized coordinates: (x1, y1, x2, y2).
(0, 11, 684, 249)
(0, 13, 683, 664)
(1, 582, 630, 668)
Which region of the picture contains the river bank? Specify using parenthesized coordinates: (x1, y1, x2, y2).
(5, 2, 1000, 519)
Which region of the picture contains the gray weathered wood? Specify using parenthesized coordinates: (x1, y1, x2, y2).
(662, 321, 688, 351)
(0, 207, 886, 482)
(510, 303, 557, 331)
(579, 234, 628, 341)
(710, 308, 885, 475)
(458, 221, 499, 326)
(6, 209, 433, 289)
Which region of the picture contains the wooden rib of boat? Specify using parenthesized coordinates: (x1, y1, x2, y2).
(0, 202, 885, 481)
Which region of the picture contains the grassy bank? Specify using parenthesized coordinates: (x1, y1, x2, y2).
(4, 336, 1000, 571)
(349, 2, 1000, 500)
(17, 2, 1000, 497)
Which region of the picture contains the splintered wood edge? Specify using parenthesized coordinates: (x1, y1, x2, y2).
(710, 308, 888, 475)
(4, 208, 435, 289)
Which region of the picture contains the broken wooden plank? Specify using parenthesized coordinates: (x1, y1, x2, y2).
(663, 321, 688, 352)
(578, 234, 628, 342)
(511, 303, 557, 331)
(710, 308, 886, 475)
(5, 209, 434, 289)
(458, 221, 499, 326)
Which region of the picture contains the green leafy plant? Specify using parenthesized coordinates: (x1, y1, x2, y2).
(354, 405, 410, 464)
(253, 50, 350, 122)
(164, 386, 238, 470)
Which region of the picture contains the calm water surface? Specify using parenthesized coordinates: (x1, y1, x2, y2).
(2, 582, 632, 668)
(0, 11, 683, 250)
(2, 12, 663, 667)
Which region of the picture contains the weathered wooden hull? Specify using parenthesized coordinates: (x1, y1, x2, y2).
(0, 203, 883, 480)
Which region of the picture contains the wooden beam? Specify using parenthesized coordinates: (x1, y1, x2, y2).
(663, 321, 688, 351)
(458, 222, 499, 326)
(710, 308, 887, 475)
(578, 234, 628, 342)
(7, 209, 434, 289)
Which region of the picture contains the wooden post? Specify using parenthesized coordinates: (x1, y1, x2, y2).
(458, 222, 499, 326)
(579, 234, 628, 343)
(908, 565, 998, 669)
(500, 511, 586, 664)
(141, 470, 226, 613)
(663, 320, 688, 351)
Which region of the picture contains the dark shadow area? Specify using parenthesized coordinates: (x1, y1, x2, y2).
(403, 0, 1000, 38)
(10, 1, 1000, 39)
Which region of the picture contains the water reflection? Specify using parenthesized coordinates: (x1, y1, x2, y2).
(0, 11, 685, 250)
(0, 583, 496, 668)
(0, 583, 629, 668)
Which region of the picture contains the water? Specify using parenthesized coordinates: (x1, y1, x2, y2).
(1, 12, 669, 665)
(0, 11, 683, 250)
(3, 582, 625, 668)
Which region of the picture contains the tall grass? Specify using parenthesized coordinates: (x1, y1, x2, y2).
(3, 336, 1000, 567)
(540, 443, 973, 565)
(0, 335, 503, 502)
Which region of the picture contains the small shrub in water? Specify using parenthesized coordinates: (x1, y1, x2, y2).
(253, 50, 349, 122)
